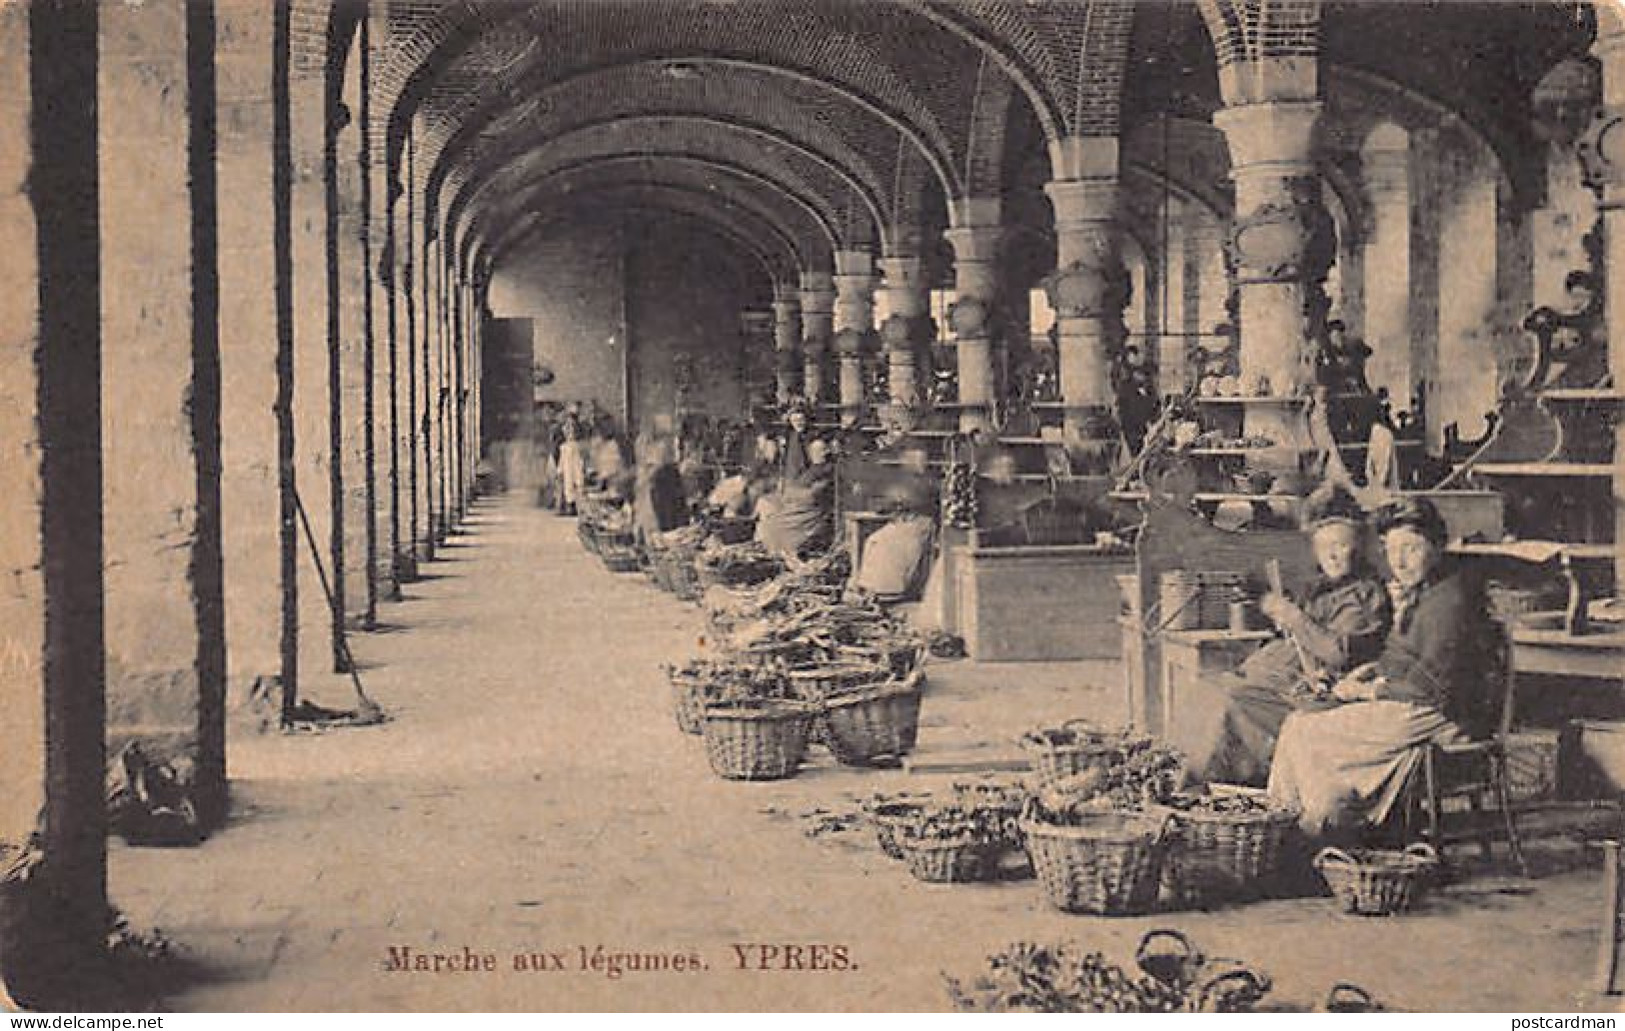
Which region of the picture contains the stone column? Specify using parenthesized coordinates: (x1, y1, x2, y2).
(799, 270, 835, 407)
(0, 0, 110, 986)
(832, 250, 876, 424)
(334, 102, 370, 627)
(1212, 97, 1328, 402)
(1361, 126, 1413, 404)
(945, 202, 1004, 433)
(217, 3, 285, 700)
(387, 178, 417, 582)
(772, 286, 802, 405)
(290, 55, 337, 672)
(1043, 145, 1126, 468)
(1580, 2, 1625, 591)
(100, 0, 228, 826)
(878, 254, 929, 427)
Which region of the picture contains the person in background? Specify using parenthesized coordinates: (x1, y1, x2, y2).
(1165, 484, 1391, 787)
(1268, 495, 1497, 841)
(555, 414, 587, 516)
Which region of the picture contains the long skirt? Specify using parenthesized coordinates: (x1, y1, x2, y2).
(1266, 700, 1464, 838)
(1166, 673, 1300, 788)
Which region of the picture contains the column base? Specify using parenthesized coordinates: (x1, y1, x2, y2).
(0, 874, 116, 1011)
(393, 550, 419, 584)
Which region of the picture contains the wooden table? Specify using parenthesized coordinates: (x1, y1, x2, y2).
(1512, 615, 1625, 682)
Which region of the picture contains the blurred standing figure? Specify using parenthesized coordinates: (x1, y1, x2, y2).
(557, 415, 586, 516)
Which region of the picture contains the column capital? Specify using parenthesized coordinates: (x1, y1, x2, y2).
(772, 281, 801, 305)
(771, 297, 800, 320)
(877, 254, 925, 287)
(833, 326, 870, 358)
(833, 249, 874, 278)
(1046, 135, 1119, 182)
(1212, 100, 1321, 176)
(1044, 178, 1119, 228)
(943, 224, 1005, 264)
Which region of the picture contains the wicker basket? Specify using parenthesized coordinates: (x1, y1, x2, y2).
(596, 529, 641, 573)
(1021, 810, 1173, 915)
(666, 668, 708, 736)
(661, 550, 703, 602)
(897, 833, 997, 883)
(696, 557, 782, 590)
(1153, 788, 1301, 907)
(709, 516, 757, 545)
(1314, 843, 1439, 916)
(576, 521, 599, 555)
(866, 800, 929, 860)
(819, 676, 925, 767)
(1020, 720, 1154, 791)
(699, 700, 817, 780)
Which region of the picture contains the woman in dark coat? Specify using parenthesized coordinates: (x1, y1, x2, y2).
(1267, 496, 1497, 838)
(1166, 486, 1391, 786)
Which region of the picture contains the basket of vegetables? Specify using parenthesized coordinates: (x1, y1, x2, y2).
(816, 670, 926, 767)
(895, 803, 1004, 883)
(700, 692, 819, 781)
(1021, 807, 1174, 915)
(694, 539, 783, 589)
(1314, 843, 1440, 916)
(1018, 744, 1184, 915)
(863, 794, 933, 860)
(1019, 721, 1164, 791)
(597, 532, 643, 573)
(945, 930, 1272, 1013)
(1151, 786, 1301, 907)
(706, 514, 758, 546)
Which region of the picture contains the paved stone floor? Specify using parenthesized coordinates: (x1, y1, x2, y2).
(108, 493, 1619, 1012)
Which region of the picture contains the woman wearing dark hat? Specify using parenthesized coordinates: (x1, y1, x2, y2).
(1268, 495, 1498, 840)
(1167, 484, 1391, 787)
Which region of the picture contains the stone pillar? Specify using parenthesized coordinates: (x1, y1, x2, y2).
(878, 255, 929, 426)
(387, 179, 416, 582)
(832, 250, 875, 424)
(1580, 2, 1625, 591)
(290, 54, 336, 671)
(1043, 145, 1126, 468)
(431, 238, 450, 543)
(406, 139, 431, 563)
(946, 202, 1004, 433)
(799, 271, 835, 407)
(100, 0, 228, 825)
(1361, 126, 1413, 404)
(772, 286, 802, 405)
(1212, 97, 1328, 402)
(217, 3, 285, 698)
(358, 14, 393, 605)
(334, 99, 370, 627)
(0, 0, 110, 990)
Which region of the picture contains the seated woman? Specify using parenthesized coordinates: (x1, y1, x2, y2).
(1166, 485, 1390, 787)
(1267, 496, 1498, 841)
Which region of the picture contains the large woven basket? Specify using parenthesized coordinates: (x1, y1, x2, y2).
(661, 550, 703, 602)
(1021, 810, 1172, 915)
(665, 668, 708, 736)
(897, 833, 997, 883)
(819, 676, 925, 767)
(708, 516, 757, 545)
(700, 700, 817, 781)
(1153, 788, 1301, 907)
(597, 530, 641, 573)
(696, 557, 782, 590)
(1314, 843, 1439, 916)
(865, 799, 930, 860)
(1020, 721, 1154, 791)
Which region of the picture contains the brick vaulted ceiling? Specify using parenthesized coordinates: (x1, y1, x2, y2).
(373, 0, 1146, 272)
(368, 0, 1598, 278)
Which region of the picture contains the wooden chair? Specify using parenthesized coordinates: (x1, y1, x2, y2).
(1410, 627, 1530, 877)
